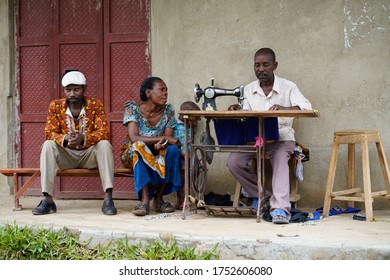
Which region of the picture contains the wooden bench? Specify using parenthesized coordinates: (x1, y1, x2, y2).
(0, 168, 133, 210)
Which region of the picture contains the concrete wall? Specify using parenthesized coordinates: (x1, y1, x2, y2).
(0, 0, 14, 195)
(151, 0, 390, 208)
(1, 0, 389, 208)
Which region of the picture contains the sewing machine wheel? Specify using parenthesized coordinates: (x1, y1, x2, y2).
(190, 147, 208, 201)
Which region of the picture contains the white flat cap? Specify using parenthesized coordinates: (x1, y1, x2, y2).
(61, 71, 86, 87)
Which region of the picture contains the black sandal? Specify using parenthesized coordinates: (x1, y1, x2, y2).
(132, 204, 150, 216)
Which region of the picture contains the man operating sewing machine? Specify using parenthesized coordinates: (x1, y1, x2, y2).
(227, 48, 312, 224)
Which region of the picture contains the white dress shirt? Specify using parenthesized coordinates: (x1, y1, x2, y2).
(242, 75, 312, 141)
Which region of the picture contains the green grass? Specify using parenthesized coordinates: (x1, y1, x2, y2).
(0, 223, 219, 260)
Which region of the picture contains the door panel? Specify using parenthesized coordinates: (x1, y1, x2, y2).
(17, 0, 54, 196)
(104, 0, 150, 198)
(58, 0, 102, 36)
(19, 46, 53, 114)
(18, 0, 52, 39)
(16, 0, 150, 199)
(59, 44, 100, 99)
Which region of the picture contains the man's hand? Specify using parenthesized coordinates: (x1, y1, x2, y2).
(65, 133, 84, 149)
(228, 104, 242, 111)
(268, 105, 301, 110)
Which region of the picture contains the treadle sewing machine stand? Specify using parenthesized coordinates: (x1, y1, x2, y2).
(178, 110, 320, 223)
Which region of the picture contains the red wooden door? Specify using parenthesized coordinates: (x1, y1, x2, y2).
(16, 0, 150, 199)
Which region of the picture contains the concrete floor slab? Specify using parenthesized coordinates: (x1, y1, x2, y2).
(1, 194, 390, 260)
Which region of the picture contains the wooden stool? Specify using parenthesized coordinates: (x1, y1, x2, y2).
(232, 149, 304, 207)
(322, 130, 390, 221)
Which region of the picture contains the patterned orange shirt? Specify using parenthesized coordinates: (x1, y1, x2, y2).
(44, 97, 110, 149)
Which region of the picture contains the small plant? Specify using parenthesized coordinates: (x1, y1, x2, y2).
(0, 223, 96, 260)
(0, 223, 219, 260)
(109, 237, 219, 260)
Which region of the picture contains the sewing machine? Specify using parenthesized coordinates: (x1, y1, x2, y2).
(194, 79, 244, 111)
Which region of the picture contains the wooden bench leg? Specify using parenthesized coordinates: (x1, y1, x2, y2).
(13, 173, 20, 210)
(13, 171, 41, 211)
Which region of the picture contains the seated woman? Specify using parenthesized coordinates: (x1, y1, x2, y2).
(120, 76, 182, 216)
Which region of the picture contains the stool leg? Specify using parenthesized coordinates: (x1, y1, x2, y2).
(347, 144, 355, 208)
(233, 181, 241, 207)
(375, 138, 390, 194)
(323, 137, 339, 217)
(361, 138, 374, 221)
(289, 159, 299, 205)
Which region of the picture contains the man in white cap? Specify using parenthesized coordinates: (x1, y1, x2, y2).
(32, 70, 117, 215)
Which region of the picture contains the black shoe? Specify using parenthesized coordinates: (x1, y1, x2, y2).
(32, 199, 57, 215)
(102, 198, 117, 215)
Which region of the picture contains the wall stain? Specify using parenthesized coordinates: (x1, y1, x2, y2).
(343, 0, 389, 49)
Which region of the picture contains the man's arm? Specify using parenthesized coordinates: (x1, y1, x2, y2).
(82, 99, 110, 148)
(44, 100, 68, 146)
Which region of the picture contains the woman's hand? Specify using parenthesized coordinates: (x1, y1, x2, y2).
(154, 138, 169, 151)
(154, 136, 180, 151)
